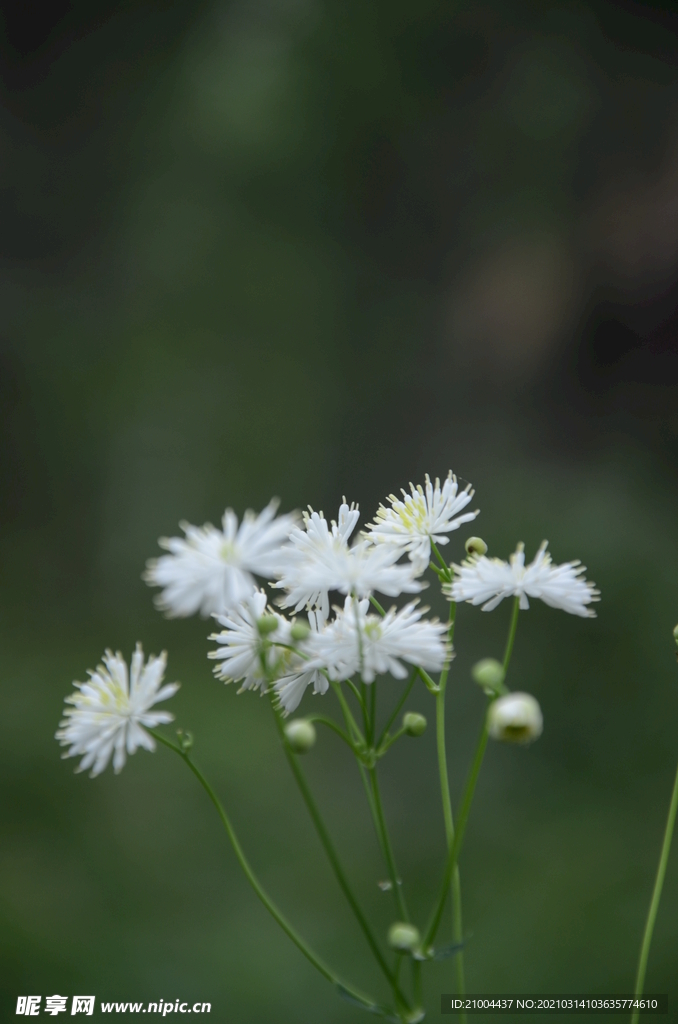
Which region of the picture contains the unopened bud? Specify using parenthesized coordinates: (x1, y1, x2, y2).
(471, 658, 506, 696)
(673, 624, 678, 645)
(284, 718, 316, 753)
(465, 536, 487, 557)
(403, 712, 427, 737)
(290, 621, 311, 642)
(387, 922, 420, 953)
(257, 615, 279, 637)
(487, 692, 543, 745)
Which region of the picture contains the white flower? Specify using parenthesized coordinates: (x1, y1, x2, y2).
(144, 499, 298, 618)
(273, 608, 329, 715)
(446, 541, 599, 617)
(208, 589, 292, 693)
(272, 501, 361, 615)
(307, 596, 449, 684)
(275, 506, 424, 613)
(487, 692, 543, 744)
(56, 645, 179, 777)
(365, 472, 479, 571)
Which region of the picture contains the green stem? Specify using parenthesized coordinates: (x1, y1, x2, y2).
(423, 596, 521, 951)
(330, 680, 364, 746)
(376, 725, 407, 757)
(430, 539, 453, 580)
(369, 766, 409, 922)
(417, 666, 440, 694)
(631, 756, 678, 1024)
(271, 708, 409, 1009)
(436, 601, 466, 1009)
(370, 596, 386, 616)
(149, 731, 377, 1012)
(376, 670, 417, 750)
(306, 715, 355, 751)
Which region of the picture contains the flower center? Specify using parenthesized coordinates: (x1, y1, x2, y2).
(220, 541, 239, 564)
(364, 620, 382, 641)
(397, 494, 430, 533)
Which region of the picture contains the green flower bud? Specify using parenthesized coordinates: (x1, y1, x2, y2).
(465, 536, 488, 557)
(487, 692, 543, 745)
(257, 615, 279, 636)
(673, 624, 678, 645)
(471, 658, 506, 695)
(387, 922, 421, 954)
(403, 712, 427, 737)
(290, 621, 311, 642)
(284, 718, 316, 753)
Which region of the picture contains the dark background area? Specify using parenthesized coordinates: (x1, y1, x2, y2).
(1, 0, 678, 1020)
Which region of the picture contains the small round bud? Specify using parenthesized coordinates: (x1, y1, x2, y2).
(487, 692, 543, 745)
(403, 712, 427, 737)
(387, 922, 420, 953)
(257, 615, 279, 636)
(471, 658, 506, 696)
(290, 621, 311, 642)
(284, 718, 316, 753)
(673, 624, 678, 644)
(465, 536, 488, 557)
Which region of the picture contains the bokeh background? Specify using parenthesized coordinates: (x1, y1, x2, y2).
(2, 0, 678, 1019)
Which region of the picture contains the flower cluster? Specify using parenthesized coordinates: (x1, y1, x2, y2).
(57, 470, 600, 770)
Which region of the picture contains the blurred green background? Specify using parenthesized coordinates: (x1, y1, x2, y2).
(2, 0, 678, 1019)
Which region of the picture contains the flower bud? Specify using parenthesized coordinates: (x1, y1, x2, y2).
(284, 718, 316, 753)
(487, 692, 543, 745)
(465, 536, 488, 557)
(471, 658, 506, 696)
(257, 614, 279, 637)
(403, 712, 427, 737)
(290, 621, 311, 642)
(673, 624, 678, 645)
(387, 922, 420, 953)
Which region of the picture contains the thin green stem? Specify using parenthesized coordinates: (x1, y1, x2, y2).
(423, 597, 521, 951)
(430, 539, 452, 580)
(346, 678, 367, 716)
(271, 708, 409, 1009)
(503, 595, 520, 673)
(370, 596, 386, 616)
(149, 731, 377, 1011)
(417, 666, 440, 694)
(370, 681, 377, 745)
(376, 725, 407, 757)
(369, 766, 409, 922)
(631, 756, 678, 1024)
(361, 681, 371, 743)
(330, 680, 364, 746)
(306, 715, 355, 751)
(435, 600, 466, 1009)
(377, 670, 417, 750)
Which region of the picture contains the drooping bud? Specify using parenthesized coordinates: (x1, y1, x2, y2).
(403, 712, 427, 737)
(387, 922, 420, 954)
(465, 536, 488, 557)
(471, 658, 506, 696)
(257, 615, 279, 637)
(284, 718, 316, 753)
(290, 621, 311, 642)
(487, 692, 543, 745)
